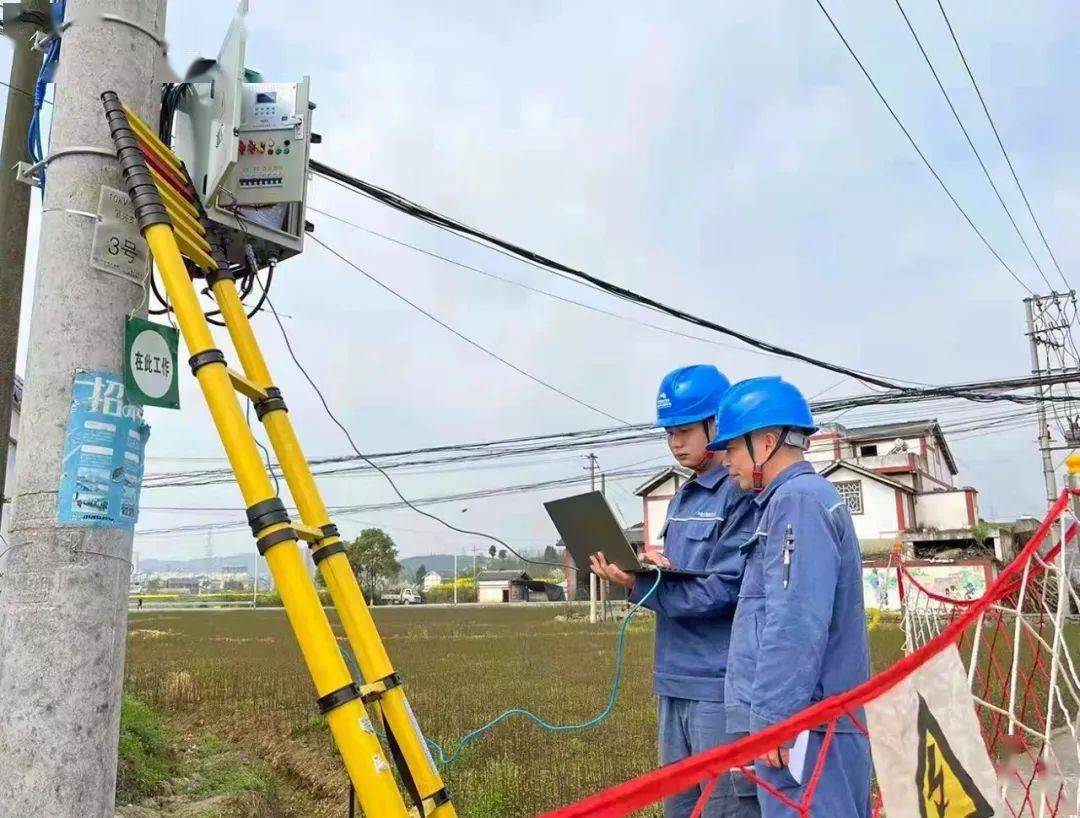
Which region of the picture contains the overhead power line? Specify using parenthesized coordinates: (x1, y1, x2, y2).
(135, 463, 660, 538)
(253, 272, 569, 570)
(141, 370, 1080, 491)
(892, 0, 1051, 290)
(309, 161, 1062, 407)
(310, 160, 928, 393)
(935, 0, 1070, 292)
(308, 205, 795, 365)
(136, 403, 1044, 538)
(144, 429, 658, 489)
(811, 0, 1034, 296)
(309, 234, 629, 426)
(812, 371, 1080, 412)
(0, 78, 37, 101)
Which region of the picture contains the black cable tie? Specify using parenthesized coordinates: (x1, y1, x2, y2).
(360, 673, 402, 704)
(253, 386, 287, 420)
(204, 251, 236, 287)
(311, 541, 346, 566)
(320, 523, 340, 540)
(256, 527, 296, 556)
(316, 683, 361, 715)
(246, 497, 290, 537)
(188, 349, 225, 375)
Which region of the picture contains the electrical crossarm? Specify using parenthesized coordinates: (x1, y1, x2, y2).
(101, 91, 455, 818)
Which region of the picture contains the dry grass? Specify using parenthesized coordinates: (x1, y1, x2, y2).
(125, 606, 914, 816)
(125, 607, 665, 816)
(129, 608, 1077, 814)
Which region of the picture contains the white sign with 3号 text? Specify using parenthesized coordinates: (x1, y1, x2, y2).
(89, 185, 150, 283)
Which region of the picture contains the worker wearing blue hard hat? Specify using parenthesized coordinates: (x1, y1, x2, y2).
(707, 377, 872, 818)
(591, 364, 760, 818)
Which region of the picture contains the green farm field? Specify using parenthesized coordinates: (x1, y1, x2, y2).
(121, 606, 910, 817)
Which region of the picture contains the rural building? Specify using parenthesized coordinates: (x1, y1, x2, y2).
(476, 570, 532, 603)
(421, 571, 443, 592)
(162, 576, 201, 594)
(806, 419, 983, 557)
(634, 468, 693, 554)
(475, 571, 564, 603)
(634, 418, 990, 560)
(629, 418, 1034, 610)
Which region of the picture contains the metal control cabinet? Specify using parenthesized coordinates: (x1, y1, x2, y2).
(170, 5, 312, 269)
(225, 81, 311, 205)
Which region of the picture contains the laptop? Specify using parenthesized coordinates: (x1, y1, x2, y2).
(544, 491, 706, 578)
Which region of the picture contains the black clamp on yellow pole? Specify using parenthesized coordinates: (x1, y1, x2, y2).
(246, 497, 291, 535)
(360, 673, 403, 705)
(253, 386, 287, 419)
(313, 524, 348, 564)
(317, 682, 363, 715)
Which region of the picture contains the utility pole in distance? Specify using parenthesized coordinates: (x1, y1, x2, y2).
(0, 1, 168, 814)
(599, 471, 609, 620)
(1024, 293, 1080, 506)
(0, 1, 47, 534)
(587, 452, 598, 623)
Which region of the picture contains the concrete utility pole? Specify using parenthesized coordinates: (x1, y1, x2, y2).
(587, 452, 598, 623)
(0, 2, 168, 814)
(0, 1, 46, 535)
(1024, 295, 1070, 506)
(599, 471, 609, 619)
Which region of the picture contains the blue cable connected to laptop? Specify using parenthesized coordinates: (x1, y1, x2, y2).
(423, 566, 662, 767)
(341, 567, 662, 768)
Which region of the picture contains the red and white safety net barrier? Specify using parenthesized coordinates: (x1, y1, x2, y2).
(897, 507, 1079, 817)
(540, 491, 1080, 818)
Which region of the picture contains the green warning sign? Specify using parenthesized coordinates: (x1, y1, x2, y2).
(124, 316, 180, 409)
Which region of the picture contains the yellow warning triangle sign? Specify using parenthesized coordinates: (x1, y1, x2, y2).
(916, 694, 995, 818)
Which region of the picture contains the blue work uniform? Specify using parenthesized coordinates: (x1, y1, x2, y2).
(724, 461, 872, 818)
(627, 464, 760, 818)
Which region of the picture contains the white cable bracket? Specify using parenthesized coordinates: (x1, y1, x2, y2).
(15, 145, 118, 187)
(29, 26, 53, 53)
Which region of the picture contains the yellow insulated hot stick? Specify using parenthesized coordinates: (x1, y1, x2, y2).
(210, 271, 457, 817)
(101, 92, 410, 818)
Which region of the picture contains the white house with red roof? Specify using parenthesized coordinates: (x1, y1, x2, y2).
(635, 418, 986, 559)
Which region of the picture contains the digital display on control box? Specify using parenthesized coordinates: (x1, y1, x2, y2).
(255, 92, 277, 104)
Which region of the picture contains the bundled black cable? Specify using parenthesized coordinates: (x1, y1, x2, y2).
(311, 159, 1075, 408)
(148, 86, 275, 323)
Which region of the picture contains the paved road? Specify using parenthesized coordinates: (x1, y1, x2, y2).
(129, 600, 596, 612)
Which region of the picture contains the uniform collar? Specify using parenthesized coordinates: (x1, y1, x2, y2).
(753, 460, 815, 507)
(689, 463, 729, 491)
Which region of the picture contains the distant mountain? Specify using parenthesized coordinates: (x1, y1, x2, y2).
(137, 553, 271, 579)
(398, 551, 556, 579)
(398, 554, 491, 577)
(139, 551, 552, 581)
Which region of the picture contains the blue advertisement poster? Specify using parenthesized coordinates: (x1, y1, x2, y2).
(57, 370, 151, 529)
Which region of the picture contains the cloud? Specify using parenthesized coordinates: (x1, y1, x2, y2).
(4, 0, 1077, 558)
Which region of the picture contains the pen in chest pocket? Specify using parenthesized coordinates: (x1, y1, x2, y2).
(782, 525, 795, 589)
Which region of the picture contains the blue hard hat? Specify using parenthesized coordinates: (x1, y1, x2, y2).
(707, 376, 816, 450)
(655, 365, 731, 428)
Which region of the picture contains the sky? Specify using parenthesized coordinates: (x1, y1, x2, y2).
(3, 0, 1079, 562)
